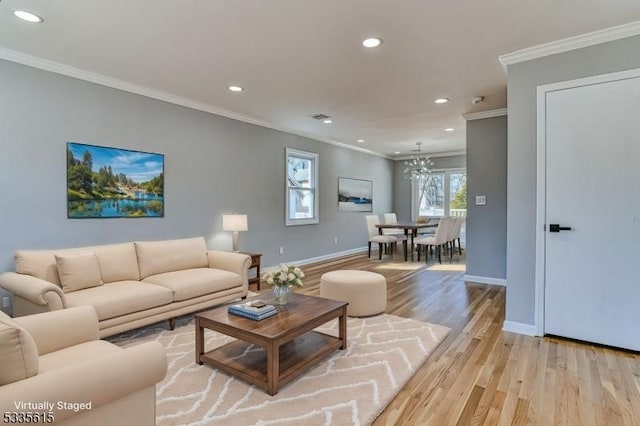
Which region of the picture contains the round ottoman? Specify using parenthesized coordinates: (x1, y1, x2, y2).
(320, 270, 387, 317)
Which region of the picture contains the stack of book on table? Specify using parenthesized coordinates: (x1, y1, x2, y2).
(228, 300, 277, 321)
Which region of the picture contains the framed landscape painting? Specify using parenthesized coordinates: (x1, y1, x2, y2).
(67, 142, 164, 218)
(338, 177, 373, 212)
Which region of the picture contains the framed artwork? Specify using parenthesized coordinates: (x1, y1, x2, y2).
(67, 142, 164, 218)
(338, 177, 373, 212)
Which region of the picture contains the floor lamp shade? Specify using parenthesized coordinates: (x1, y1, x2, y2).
(223, 214, 248, 252)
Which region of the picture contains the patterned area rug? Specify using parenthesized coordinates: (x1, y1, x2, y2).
(109, 314, 450, 426)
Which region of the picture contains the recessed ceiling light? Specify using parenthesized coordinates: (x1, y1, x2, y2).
(322, 119, 333, 124)
(13, 10, 44, 23)
(394, 151, 401, 155)
(362, 37, 383, 48)
(228, 85, 244, 92)
(434, 98, 449, 104)
(357, 139, 365, 143)
(445, 128, 454, 132)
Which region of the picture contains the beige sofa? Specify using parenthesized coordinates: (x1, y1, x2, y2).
(0, 237, 250, 337)
(0, 305, 167, 426)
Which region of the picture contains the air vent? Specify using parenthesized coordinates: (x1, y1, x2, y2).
(311, 113, 331, 121)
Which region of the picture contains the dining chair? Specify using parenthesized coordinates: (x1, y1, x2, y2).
(418, 216, 438, 236)
(445, 217, 458, 256)
(365, 215, 399, 260)
(382, 213, 399, 227)
(382, 213, 408, 260)
(452, 218, 463, 255)
(415, 217, 451, 264)
(382, 213, 404, 236)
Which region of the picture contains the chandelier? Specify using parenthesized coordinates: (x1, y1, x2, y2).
(403, 142, 434, 179)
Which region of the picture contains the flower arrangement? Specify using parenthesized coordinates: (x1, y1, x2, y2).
(263, 264, 305, 288)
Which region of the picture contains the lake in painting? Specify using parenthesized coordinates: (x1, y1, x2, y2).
(338, 177, 372, 212)
(67, 142, 164, 218)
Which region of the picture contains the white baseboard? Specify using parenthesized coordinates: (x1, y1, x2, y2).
(262, 246, 369, 272)
(463, 275, 507, 286)
(503, 321, 538, 336)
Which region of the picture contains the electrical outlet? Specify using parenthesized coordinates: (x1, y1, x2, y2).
(334, 237, 338, 245)
(2, 297, 9, 309)
(279, 247, 284, 255)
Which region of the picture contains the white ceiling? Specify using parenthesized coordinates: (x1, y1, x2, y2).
(1, 1, 640, 158)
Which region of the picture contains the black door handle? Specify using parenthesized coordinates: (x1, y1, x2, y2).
(549, 224, 572, 233)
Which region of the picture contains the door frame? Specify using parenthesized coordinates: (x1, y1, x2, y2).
(534, 67, 640, 336)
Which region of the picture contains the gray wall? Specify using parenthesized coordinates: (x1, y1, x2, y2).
(0, 59, 394, 276)
(393, 155, 466, 222)
(466, 115, 507, 280)
(506, 35, 640, 326)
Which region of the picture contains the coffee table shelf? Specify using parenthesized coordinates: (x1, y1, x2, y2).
(199, 330, 342, 391)
(195, 293, 347, 395)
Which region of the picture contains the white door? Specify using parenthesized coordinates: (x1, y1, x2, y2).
(542, 71, 640, 351)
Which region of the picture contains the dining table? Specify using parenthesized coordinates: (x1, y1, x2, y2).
(375, 222, 438, 261)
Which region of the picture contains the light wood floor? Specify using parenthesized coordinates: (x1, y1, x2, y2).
(262, 251, 640, 426)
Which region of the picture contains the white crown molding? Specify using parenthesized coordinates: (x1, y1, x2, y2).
(463, 275, 506, 286)
(499, 21, 640, 71)
(425, 150, 467, 158)
(0, 47, 391, 160)
(394, 150, 466, 161)
(462, 108, 508, 121)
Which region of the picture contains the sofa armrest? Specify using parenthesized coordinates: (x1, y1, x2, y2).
(14, 306, 99, 355)
(0, 272, 66, 313)
(0, 342, 167, 424)
(207, 250, 251, 291)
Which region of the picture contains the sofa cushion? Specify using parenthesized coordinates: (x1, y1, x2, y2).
(55, 252, 103, 293)
(0, 311, 39, 385)
(143, 268, 242, 302)
(65, 281, 173, 321)
(92, 243, 140, 283)
(15, 242, 140, 287)
(135, 237, 208, 279)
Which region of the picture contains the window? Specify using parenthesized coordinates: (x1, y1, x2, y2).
(448, 171, 467, 218)
(412, 169, 466, 219)
(417, 172, 445, 217)
(285, 148, 319, 226)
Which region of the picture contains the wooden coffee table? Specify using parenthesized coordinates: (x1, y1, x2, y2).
(195, 293, 347, 395)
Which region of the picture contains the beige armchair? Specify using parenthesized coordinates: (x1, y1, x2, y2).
(0, 306, 167, 425)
